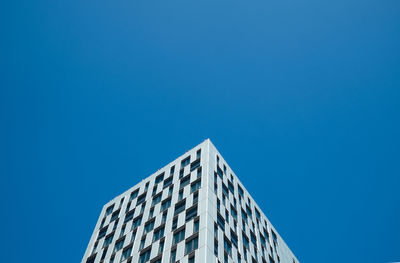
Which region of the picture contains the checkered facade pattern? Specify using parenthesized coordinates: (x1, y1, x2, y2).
(82, 139, 299, 263)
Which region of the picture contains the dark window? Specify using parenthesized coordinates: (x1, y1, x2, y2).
(174, 199, 186, 216)
(181, 156, 191, 168)
(242, 232, 249, 250)
(217, 213, 225, 231)
(152, 193, 162, 206)
(155, 173, 164, 184)
(238, 185, 244, 197)
(180, 174, 191, 189)
(231, 230, 238, 248)
(185, 235, 199, 254)
(222, 183, 229, 196)
(190, 179, 201, 193)
(153, 226, 165, 241)
(217, 166, 224, 179)
(224, 236, 232, 256)
(124, 210, 134, 223)
(111, 210, 120, 222)
(190, 159, 200, 171)
(136, 193, 146, 206)
(250, 231, 257, 246)
(103, 233, 113, 247)
(163, 176, 173, 189)
(144, 219, 155, 233)
(86, 255, 96, 263)
(130, 189, 139, 201)
(105, 204, 114, 216)
(185, 205, 198, 222)
(228, 181, 235, 194)
(161, 197, 171, 211)
(121, 245, 132, 261)
(97, 226, 108, 240)
(114, 237, 125, 252)
(139, 248, 151, 263)
(132, 215, 142, 230)
(173, 228, 185, 245)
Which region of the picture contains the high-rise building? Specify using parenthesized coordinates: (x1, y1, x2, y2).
(82, 139, 299, 263)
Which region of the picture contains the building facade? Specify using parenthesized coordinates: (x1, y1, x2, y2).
(82, 139, 299, 263)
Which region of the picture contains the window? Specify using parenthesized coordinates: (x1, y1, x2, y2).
(222, 183, 229, 196)
(185, 205, 198, 222)
(111, 210, 120, 222)
(136, 193, 146, 206)
(124, 210, 134, 223)
(238, 185, 244, 197)
(139, 238, 145, 250)
(181, 156, 190, 168)
(163, 176, 173, 189)
(155, 173, 164, 184)
(106, 204, 115, 216)
(242, 233, 249, 250)
(170, 249, 176, 263)
(152, 193, 162, 206)
(228, 181, 235, 194)
(250, 231, 257, 246)
(185, 235, 199, 254)
(178, 189, 184, 200)
(121, 246, 132, 261)
(172, 217, 178, 230)
(231, 205, 238, 221)
(180, 174, 191, 189)
(168, 185, 173, 196)
(86, 255, 96, 263)
(196, 149, 201, 159)
(132, 216, 142, 230)
(139, 248, 151, 263)
(170, 165, 175, 175)
(231, 230, 238, 248)
(189, 255, 195, 263)
(162, 211, 168, 223)
(140, 203, 146, 213)
(158, 240, 164, 254)
(148, 207, 154, 219)
(144, 219, 155, 233)
(131, 230, 137, 243)
(103, 234, 113, 247)
(224, 236, 232, 256)
(130, 189, 139, 201)
(193, 191, 199, 204)
(217, 166, 224, 179)
(153, 226, 165, 241)
(97, 226, 108, 240)
(194, 218, 200, 232)
(214, 239, 218, 256)
(190, 159, 200, 171)
(190, 179, 201, 193)
(173, 228, 185, 245)
(217, 213, 225, 231)
(119, 224, 126, 238)
(197, 167, 202, 178)
(114, 237, 125, 252)
(161, 197, 171, 211)
(174, 199, 186, 216)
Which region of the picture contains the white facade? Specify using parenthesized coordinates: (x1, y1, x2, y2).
(82, 139, 299, 263)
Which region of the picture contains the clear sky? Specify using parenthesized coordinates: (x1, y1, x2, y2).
(1, 0, 399, 262)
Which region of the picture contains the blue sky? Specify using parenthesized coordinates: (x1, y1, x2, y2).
(1, 0, 400, 262)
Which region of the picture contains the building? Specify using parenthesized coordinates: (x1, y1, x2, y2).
(82, 139, 299, 263)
